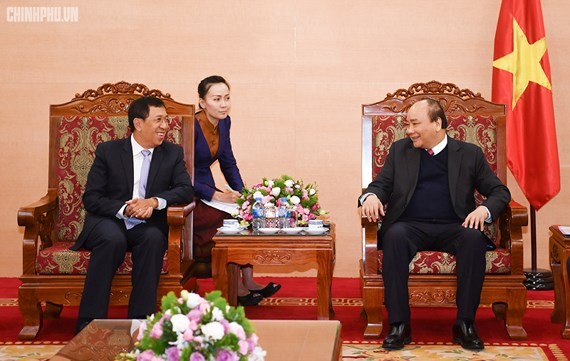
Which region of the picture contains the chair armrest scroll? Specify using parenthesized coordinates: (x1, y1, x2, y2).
(167, 201, 195, 226)
(498, 199, 528, 274)
(18, 190, 58, 276)
(17, 190, 58, 227)
(166, 201, 196, 275)
(361, 217, 380, 275)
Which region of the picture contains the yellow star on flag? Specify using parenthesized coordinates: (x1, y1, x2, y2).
(492, 18, 551, 109)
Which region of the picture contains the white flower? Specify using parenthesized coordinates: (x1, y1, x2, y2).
(265, 180, 274, 187)
(309, 188, 316, 196)
(201, 321, 225, 341)
(171, 314, 190, 334)
(211, 307, 224, 321)
(284, 179, 294, 188)
(271, 187, 281, 196)
(290, 196, 300, 205)
(253, 191, 263, 200)
(248, 346, 267, 361)
(186, 292, 204, 309)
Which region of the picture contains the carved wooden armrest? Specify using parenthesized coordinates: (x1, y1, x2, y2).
(166, 201, 196, 275)
(498, 199, 528, 274)
(361, 217, 381, 275)
(167, 201, 196, 227)
(17, 189, 58, 275)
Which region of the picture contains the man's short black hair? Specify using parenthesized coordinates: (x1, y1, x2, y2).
(128, 96, 165, 132)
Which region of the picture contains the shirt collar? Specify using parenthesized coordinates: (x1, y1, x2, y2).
(428, 135, 447, 155)
(130, 134, 154, 156)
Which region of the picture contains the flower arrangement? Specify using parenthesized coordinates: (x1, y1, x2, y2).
(235, 174, 326, 225)
(116, 290, 266, 361)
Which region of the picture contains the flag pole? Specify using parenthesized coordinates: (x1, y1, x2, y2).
(523, 205, 553, 290)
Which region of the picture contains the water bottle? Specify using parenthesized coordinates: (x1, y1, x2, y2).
(264, 202, 278, 228)
(252, 197, 264, 231)
(278, 197, 290, 228)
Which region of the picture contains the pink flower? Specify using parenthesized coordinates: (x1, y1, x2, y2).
(137, 350, 161, 361)
(188, 319, 199, 332)
(238, 340, 249, 355)
(188, 309, 203, 323)
(215, 349, 238, 361)
(183, 328, 194, 342)
(189, 352, 206, 361)
(198, 302, 211, 313)
(165, 346, 180, 361)
(150, 322, 163, 339)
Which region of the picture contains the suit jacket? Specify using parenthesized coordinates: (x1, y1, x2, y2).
(194, 114, 244, 201)
(363, 137, 511, 248)
(72, 137, 194, 250)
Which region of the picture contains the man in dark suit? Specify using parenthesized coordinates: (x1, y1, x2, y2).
(359, 98, 510, 351)
(72, 96, 194, 333)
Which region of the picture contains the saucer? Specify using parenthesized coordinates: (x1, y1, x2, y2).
(217, 227, 242, 235)
(280, 227, 304, 234)
(304, 228, 327, 235)
(258, 228, 280, 235)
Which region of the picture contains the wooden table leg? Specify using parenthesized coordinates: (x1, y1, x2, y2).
(562, 251, 570, 338)
(317, 249, 334, 320)
(551, 256, 564, 323)
(212, 248, 229, 302)
(227, 263, 240, 307)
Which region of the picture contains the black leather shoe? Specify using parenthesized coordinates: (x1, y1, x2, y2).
(382, 322, 412, 350)
(75, 318, 93, 335)
(249, 282, 281, 298)
(453, 320, 485, 351)
(237, 292, 263, 306)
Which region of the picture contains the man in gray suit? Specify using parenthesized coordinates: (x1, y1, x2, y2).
(72, 96, 194, 333)
(360, 98, 510, 351)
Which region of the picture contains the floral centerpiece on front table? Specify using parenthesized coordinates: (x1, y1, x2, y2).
(235, 174, 327, 225)
(116, 290, 265, 361)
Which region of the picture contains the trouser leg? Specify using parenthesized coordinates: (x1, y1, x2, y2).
(78, 219, 127, 320)
(453, 227, 487, 322)
(382, 222, 423, 324)
(127, 224, 167, 319)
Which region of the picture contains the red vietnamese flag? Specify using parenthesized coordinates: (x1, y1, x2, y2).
(492, 0, 560, 210)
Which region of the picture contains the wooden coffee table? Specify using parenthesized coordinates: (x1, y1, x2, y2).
(212, 224, 336, 319)
(50, 319, 342, 361)
(549, 225, 570, 338)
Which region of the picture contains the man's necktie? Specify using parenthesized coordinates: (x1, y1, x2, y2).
(125, 150, 151, 230)
(427, 149, 434, 156)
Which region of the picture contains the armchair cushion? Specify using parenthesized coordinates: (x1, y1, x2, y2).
(376, 249, 511, 275)
(36, 242, 169, 275)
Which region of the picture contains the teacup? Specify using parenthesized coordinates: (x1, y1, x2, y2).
(308, 219, 323, 230)
(223, 219, 240, 229)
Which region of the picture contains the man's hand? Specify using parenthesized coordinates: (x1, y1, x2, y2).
(125, 198, 157, 219)
(360, 194, 385, 222)
(462, 206, 489, 231)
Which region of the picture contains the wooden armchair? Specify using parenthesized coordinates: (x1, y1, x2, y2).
(359, 81, 529, 340)
(17, 81, 195, 340)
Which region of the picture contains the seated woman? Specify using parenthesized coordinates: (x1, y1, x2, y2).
(193, 75, 281, 306)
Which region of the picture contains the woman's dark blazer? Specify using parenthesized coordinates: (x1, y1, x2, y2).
(194, 114, 244, 201)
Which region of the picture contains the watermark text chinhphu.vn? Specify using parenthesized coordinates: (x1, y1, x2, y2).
(6, 7, 79, 22)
